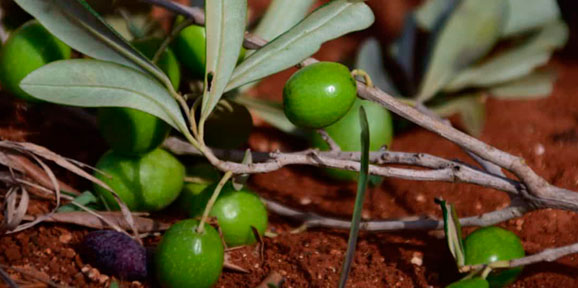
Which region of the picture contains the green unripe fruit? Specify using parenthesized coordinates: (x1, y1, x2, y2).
(97, 108, 171, 155)
(173, 16, 246, 78)
(283, 62, 357, 129)
(132, 37, 181, 89)
(189, 183, 268, 247)
(93, 149, 185, 212)
(464, 226, 525, 287)
(155, 219, 224, 288)
(312, 98, 393, 181)
(202, 101, 253, 149)
(0, 20, 71, 102)
(446, 278, 490, 288)
(177, 162, 222, 213)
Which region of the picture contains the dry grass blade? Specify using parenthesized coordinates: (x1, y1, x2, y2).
(0, 264, 67, 288)
(0, 265, 18, 288)
(1, 186, 29, 233)
(22, 211, 170, 232)
(0, 141, 140, 240)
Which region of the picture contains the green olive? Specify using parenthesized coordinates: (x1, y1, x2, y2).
(311, 98, 393, 181)
(201, 100, 253, 149)
(189, 183, 268, 247)
(93, 149, 185, 212)
(283, 62, 357, 129)
(131, 37, 181, 90)
(173, 16, 246, 78)
(0, 20, 71, 102)
(176, 162, 222, 213)
(97, 108, 171, 156)
(446, 278, 490, 288)
(464, 226, 525, 287)
(155, 219, 224, 288)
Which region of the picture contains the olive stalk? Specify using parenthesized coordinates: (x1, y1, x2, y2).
(196, 170, 233, 233)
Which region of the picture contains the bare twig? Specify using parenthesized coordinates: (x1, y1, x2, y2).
(262, 198, 528, 231)
(316, 129, 341, 151)
(21, 212, 170, 232)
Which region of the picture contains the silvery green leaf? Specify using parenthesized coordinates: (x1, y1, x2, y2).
(490, 71, 556, 100)
(355, 38, 398, 96)
(253, 0, 314, 42)
(233, 95, 304, 137)
(13, 0, 171, 87)
(431, 93, 486, 136)
(200, 0, 247, 124)
(20, 59, 189, 135)
(57, 191, 99, 213)
(226, 0, 375, 91)
(438, 199, 465, 268)
(503, 0, 561, 37)
(446, 20, 568, 91)
(417, 0, 507, 102)
(232, 149, 252, 191)
(415, 0, 459, 31)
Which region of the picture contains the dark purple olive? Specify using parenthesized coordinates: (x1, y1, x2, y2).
(80, 230, 147, 280)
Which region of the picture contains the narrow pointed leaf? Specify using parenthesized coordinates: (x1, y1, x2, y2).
(233, 96, 303, 137)
(415, 0, 459, 30)
(503, 0, 561, 37)
(445, 21, 568, 91)
(356, 38, 398, 96)
(226, 0, 375, 91)
(417, 0, 507, 102)
(438, 199, 465, 268)
(395, 14, 417, 84)
(338, 106, 370, 288)
(20, 59, 188, 134)
(200, 0, 247, 123)
(253, 0, 314, 42)
(431, 93, 486, 136)
(490, 71, 556, 100)
(232, 149, 252, 191)
(57, 191, 99, 213)
(13, 0, 171, 87)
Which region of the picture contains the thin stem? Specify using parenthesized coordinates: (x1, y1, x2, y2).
(197, 171, 233, 233)
(152, 17, 195, 63)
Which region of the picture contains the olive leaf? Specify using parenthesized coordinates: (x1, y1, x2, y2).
(13, 0, 171, 88)
(253, 0, 314, 42)
(338, 106, 370, 288)
(232, 149, 252, 191)
(431, 93, 486, 137)
(20, 59, 189, 135)
(57, 191, 100, 213)
(417, 0, 507, 102)
(490, 71, 556, 100)
(415, 0, 459, 31)
(233, 95, 303, 137)
(437, 199, 466, 268)
(395, 14, 417, 86)
(356, 38, 399, 96)
(502, 0, 561, 37)
(225, 0, 375, 91)
(200, 0, 247, 124)
(445, 20, 568, 91)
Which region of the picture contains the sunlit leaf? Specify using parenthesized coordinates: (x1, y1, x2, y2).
(503, 0, 561, 37)
(445, 21, 568, 91)
(20, 59, 189, 134)
(338, 106, 370, 288)
(438, 199, 465, 268)
(13, 0, 171, 87)
(226, 0, 374, 91)
(355, 38, 398, 96)
(417, 0, 507, 102)
(490, 71, 556, 100)
(431, 93, 486, 136)
(233, 95, 303, 137)
(200, 0, 247, 124)
(253, 0, 314, 42)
